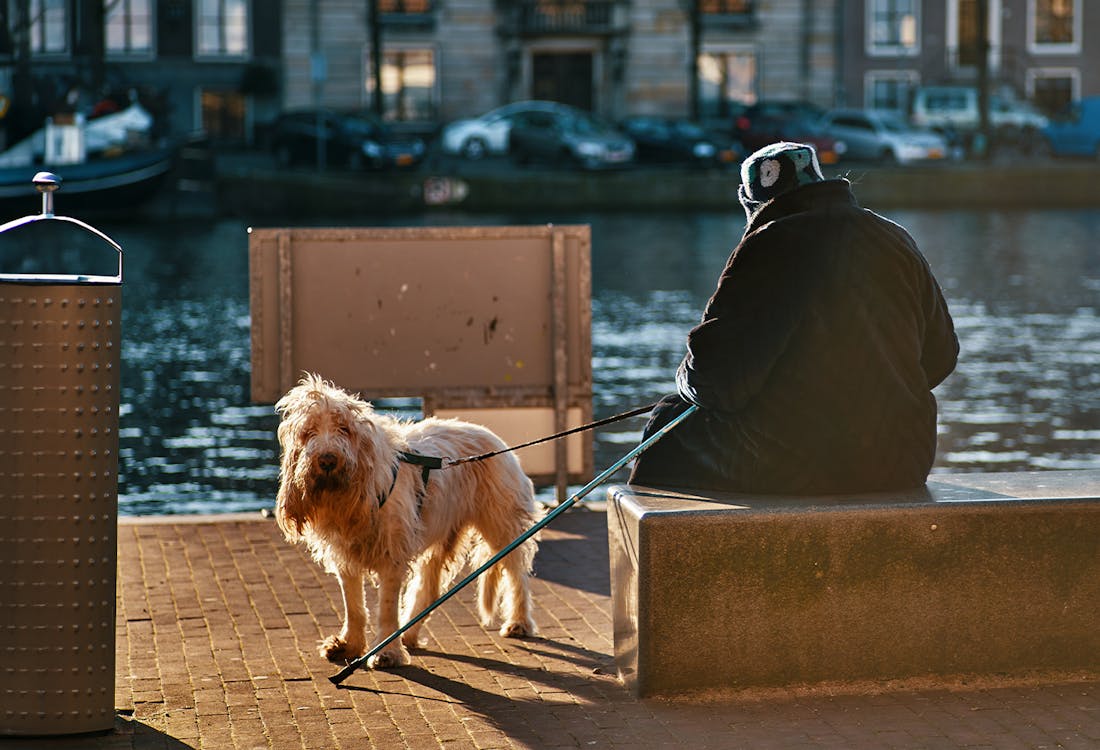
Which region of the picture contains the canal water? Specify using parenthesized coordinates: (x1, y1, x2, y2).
(3, 206, 1098, 515)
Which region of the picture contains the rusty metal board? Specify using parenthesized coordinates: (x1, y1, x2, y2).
(248, 225, 593, 488)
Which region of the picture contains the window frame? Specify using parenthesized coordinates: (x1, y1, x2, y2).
(29, 0, 70, 58)
(193, 0, 251, 61)
(195, 85, 251, 142)
(863, 69, 919, 114)
(1027, 0, 1082, 55)
(1026, 67, 1080, 113)
(364, 43, 440, 123)
(106, 0, 156, 60)
(865, 0, 920, 58)
(697, 44, 759, 120)
(697, 0, 754, 18)
(946, 0, 1003, 72)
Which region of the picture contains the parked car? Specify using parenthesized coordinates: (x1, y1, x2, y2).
(910, 86, 1051, 156)
(1040, 96, 1100, 158)
(910, 86, 1048, 135)
(733, 101, 846, 164)
(618, 116, 741, 168)
(439, 100, 566, 160)
(509, 106, 635, 169)
(267, 109, 426, 170)
(818, 108, 949, 164)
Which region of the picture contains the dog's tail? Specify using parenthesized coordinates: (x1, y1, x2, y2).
(477, 558, 503, 628)
(473, 528, 538, 629)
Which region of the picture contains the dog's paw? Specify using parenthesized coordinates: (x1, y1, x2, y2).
(367, 646, 410, 670)
(401, 631, 425, 650)
(319, 635, 364, 663)
(500, 620, 535, 639)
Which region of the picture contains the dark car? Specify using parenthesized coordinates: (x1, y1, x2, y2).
(268, 109, 426, 170)
(619, 116, 742, 168)
(733, 101, 847, 164)
(509, 106, 634, 170)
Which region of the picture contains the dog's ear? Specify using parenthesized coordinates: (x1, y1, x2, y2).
(347, 412, 394, 506)
(275, 414, 294, 449)
(274, 385, 304, 424)
(274, 391, 310, 540)
(276, 441, 308, 540)
(275, 390, 309, 455)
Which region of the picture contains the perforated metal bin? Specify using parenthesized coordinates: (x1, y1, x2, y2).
(0, 173, 122, 736)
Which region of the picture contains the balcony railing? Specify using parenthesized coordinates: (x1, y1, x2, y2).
(378, 0, 436, 28)
(515, 0, 619, 35)
(698, 0, 756, 28)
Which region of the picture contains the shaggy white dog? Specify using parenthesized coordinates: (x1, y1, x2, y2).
(275, 373, 539, 669)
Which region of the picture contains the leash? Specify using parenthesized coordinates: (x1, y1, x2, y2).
(377, 401, 660, 507)
(329, 402, 698, 686)
(439, 400, 660, 469)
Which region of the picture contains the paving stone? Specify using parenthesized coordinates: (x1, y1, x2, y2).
(5, 511, 1099, 748)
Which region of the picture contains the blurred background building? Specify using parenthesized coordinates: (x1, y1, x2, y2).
(841, 1, 1092, 120)
(0, 1, 1094, 148)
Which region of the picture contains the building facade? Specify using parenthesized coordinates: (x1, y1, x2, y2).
(6, 2, 1090, 149)
(283, 0, 840, 133)
(840, 0, 1096, 115)
(0, 0, 282, 149)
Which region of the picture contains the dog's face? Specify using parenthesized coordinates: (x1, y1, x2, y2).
(274, 374, 380, 538)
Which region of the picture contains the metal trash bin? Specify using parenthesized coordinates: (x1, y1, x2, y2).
(0, 173, 122, 736)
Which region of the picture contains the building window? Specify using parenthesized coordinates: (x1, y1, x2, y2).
(1029, 0, 1079, 53)
(867, 0, 918, 56)
(380, 0, 431, 13)
(865, 71, 919, 113)
(196, 0, 249, 58)
(1028, 70, 1077, 115)
(200, 89, 246, 140)
(698, 0, 754, 28)
(30, 0, 68, 55)
(955, 0, 980, 65)
(697, 48, 756, 121)
(947, 0, 1002, 71)
(698, 0, 753, 15)
(367, 48, 438, 122)
(107, 0, 154, 56)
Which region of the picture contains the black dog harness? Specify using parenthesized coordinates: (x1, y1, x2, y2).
(377, 451, 444, 509)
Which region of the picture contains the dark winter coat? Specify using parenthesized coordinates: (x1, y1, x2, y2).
(629, 179, 959, 495)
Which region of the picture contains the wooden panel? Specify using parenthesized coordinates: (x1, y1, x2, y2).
(249, 225, 591, 399)
(249, 224, 593, 489)
(432, 406, 587, 479)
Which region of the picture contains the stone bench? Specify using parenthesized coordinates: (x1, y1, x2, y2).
(606, 470, 1100, 697)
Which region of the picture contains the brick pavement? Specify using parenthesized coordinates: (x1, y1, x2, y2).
(4, 506, 1099, 750)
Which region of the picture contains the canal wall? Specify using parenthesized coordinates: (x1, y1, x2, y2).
(213, 159, 1100, 218)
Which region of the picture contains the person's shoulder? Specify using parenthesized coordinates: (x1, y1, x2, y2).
(734, 212, 829, 266)
(856, 207, 922, 247)
(858, 205, 907, 229)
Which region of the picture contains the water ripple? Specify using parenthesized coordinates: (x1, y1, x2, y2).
(71, 210, 1100, 514)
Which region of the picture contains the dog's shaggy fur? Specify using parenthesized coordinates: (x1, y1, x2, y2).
(275, 373, 540, 669)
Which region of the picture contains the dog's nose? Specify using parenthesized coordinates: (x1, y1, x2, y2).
(318, 452, 338, 473)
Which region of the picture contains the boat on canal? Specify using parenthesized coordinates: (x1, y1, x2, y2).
(0, 101, 178, 217)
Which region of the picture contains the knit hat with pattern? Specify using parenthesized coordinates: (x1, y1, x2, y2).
(738, 141, 824, 218)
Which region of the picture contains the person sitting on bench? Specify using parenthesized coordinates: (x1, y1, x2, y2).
(630, 141, 959, 495)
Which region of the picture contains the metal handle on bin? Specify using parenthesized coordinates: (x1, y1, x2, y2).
(0, 172, 123, 284)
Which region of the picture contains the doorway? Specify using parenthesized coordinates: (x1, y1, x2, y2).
(531, 52, 593, 111)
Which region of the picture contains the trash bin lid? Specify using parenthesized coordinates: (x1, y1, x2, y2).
(0, 172, 122, 284)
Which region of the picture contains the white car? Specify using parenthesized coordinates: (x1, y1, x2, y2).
(910, 86, 1048, 133)
(820, 108, 949, 164)
(440, 101, 565, 160)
